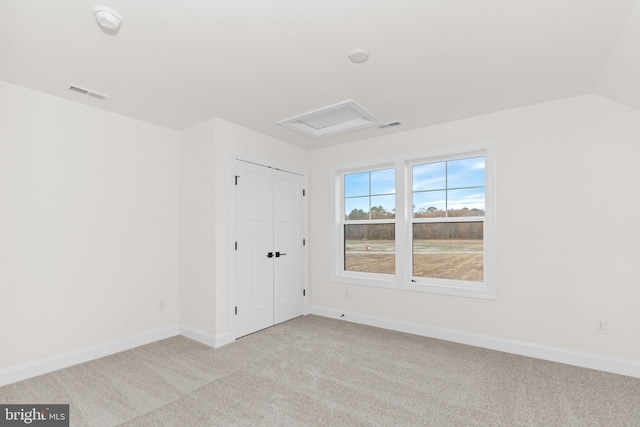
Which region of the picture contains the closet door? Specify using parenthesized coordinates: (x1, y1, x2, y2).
(235, 161, 275, 338)
(273, 170, 304, 324)
(234, 160, 305, 338)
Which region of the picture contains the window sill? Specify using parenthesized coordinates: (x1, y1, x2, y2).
(331, 273, 496, 300)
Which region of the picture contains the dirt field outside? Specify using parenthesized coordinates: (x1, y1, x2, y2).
(345, 239, 483, 281)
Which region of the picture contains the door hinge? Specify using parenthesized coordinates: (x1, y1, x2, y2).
(303, 289, 306, 296)
(303, 238, 306, 246)
(235, 306, 238, 315)
(235, 242, 238, 250)
(235, 175, 239, 185)
(303, 189, 306, 196)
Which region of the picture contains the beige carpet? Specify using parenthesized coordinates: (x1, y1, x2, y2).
(1, 315, 639, 426)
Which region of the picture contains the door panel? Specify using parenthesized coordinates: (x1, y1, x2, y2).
(273, 170, 304, 324)
(235, 161, 274, 338)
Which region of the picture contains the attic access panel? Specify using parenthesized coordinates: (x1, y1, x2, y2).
(278, 99, 382, 139)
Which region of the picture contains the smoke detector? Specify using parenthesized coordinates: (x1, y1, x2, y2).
(348, 49, 370, 64)
(94, 6, 123, 30)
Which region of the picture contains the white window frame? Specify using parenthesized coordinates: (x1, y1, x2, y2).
(330, 141, 496, 299)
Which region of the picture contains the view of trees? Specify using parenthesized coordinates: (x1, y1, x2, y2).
(346, 206, 395, 220)
(414, 207, 485, 218)
(346, 206, 485, 220)
(413, 222, 483, 240)
(344, 223, 394, 240)
(345, 206, 484, 240)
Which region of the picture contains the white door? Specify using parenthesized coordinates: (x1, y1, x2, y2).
(273, 170, 305, 324)
(235, 161, 274, 338)
(234, 160, 304, 338)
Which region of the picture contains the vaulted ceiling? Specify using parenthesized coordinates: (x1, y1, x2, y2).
(2, 0, 639, 149)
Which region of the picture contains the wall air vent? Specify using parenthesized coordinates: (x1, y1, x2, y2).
(278, 99, 382, 139)
(68, 85, 110, 101)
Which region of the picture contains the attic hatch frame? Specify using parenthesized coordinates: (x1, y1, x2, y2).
(278, 99, 382, 139)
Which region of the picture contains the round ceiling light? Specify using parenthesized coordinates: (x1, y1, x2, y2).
(94, 6, 123, 30)
(348, 49, 370, 64)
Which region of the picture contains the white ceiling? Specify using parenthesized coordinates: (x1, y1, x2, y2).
(1, 0, 639, 149)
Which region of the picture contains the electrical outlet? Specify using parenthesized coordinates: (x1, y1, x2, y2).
(159, 300, 166, 312)
(595, 319, 608, 334)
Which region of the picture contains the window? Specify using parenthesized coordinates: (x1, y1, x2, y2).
(411, 157, 485, 283)
(331, 143, 496, 299)
(343, 168, 395, 276)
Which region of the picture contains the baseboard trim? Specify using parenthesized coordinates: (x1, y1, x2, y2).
(0, 324, 180, 387)
(5, 311, 637, 387)
(213, 332, 235, 348)
(179, 325, 234, 349)
(0, 324, 239, 387)
(309, 305, 640, 379)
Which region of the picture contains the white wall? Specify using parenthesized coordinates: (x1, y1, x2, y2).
(597, 0, 640, 113)
(308, 94, 640, 362)
(179, 119, 217, 336)
(178, 118, 308, 338)
(0, 81, 180, 369)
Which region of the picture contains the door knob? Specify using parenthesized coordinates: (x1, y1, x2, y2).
(275, 252, 287, 257)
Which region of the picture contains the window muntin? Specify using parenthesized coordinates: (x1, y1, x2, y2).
(412, 156, 485, 218)
(344, 168, 395, 220)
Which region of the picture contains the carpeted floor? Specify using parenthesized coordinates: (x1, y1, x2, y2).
(1, 315, 639, 426)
